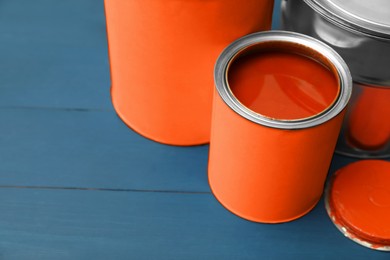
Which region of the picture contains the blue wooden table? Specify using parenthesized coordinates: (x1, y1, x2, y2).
(0, 0, 388, 259)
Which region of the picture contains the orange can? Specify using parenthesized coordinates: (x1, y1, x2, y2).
(208, 31, 353, 223)
(339, 83, 390, 158)
(104, 0, 274, 145)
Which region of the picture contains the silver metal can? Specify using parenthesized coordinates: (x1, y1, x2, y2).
(281, 0, 390, 158)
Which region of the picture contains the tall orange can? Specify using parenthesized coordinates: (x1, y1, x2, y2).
(209, 31, 353, 223)
(104, 0, 274, 145)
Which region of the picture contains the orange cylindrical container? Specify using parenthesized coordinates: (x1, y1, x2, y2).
(104, 0, 274, 145)
(337, 83, 390, 158)
(208, 31, 353, 223)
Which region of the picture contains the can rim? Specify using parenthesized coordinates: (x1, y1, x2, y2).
(214, 31, 352, 130)
(304, 0, 390, 40)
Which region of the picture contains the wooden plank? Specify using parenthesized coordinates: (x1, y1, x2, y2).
(0, 107, 370, 192)
(0, 0, 111, 110)
(0, 108, 209, 191)
(272, 0, 281, 29)
(0, 187, 387, 259)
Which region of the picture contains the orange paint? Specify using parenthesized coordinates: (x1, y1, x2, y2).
(327, 160, 390, 249)
(228, 51, 339, 120)
(347, 86, 390, 150)
(104, 0, 274, 145)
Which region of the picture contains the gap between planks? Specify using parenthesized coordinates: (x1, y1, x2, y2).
(0, 185, 211, 194)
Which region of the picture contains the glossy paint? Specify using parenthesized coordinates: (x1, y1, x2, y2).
(228, 50, 339, 120)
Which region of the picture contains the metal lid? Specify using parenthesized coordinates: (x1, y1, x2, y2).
(325, 160, 390, 251)
(306, 0, 390, 38)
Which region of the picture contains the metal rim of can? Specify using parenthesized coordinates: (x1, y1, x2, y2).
(303, 0, 390, 40)
(281, 0, 390, 87)
(214, 30, 353, 130)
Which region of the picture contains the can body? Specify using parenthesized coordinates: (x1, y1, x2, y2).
(209, 94, 345, 223)
(104, 0, 274, 145)
(209, 31, 352, 223)
(338, 84, 390, 157)
(281, 0, 390, 158)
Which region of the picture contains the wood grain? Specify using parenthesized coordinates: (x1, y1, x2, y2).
(0, 188, 387, 259)
(0, 0, 388, 259)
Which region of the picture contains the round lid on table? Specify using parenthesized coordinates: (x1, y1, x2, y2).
(307, 0, 390, 38)
(325, 160, 390, 251)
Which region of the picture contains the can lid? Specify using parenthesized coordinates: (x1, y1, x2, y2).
(307, 0, 390, 38)
(325, 160, 390, 251)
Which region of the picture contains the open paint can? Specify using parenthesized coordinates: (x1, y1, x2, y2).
(282, 0, 390, 158)
(209, 31, 352, 223)
(104, 0, 274, 145)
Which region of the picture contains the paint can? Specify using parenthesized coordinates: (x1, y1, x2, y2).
(104, 0, 274, 145)
(281, 0, 390, 158)
(325, 160, 390, 251)
(208, 31, 352, 223)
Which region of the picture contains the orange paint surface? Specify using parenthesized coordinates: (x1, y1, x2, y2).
(347, 86, 390, 150)
(228, 51, 339, 120)
(329, 160, 390, 246)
